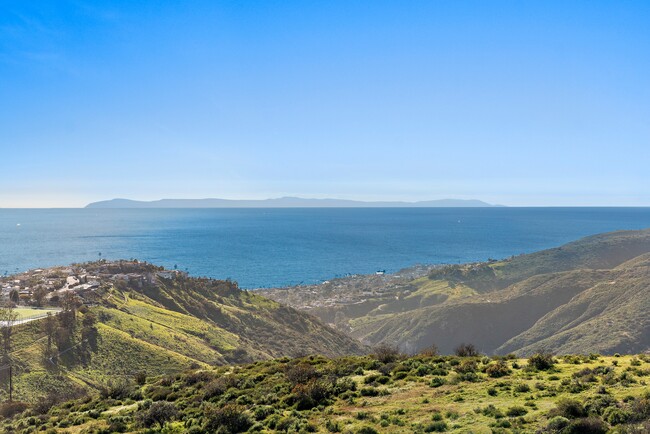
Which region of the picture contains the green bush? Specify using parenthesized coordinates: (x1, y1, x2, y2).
(291, 379, 332, 410)
(137, 401, 178, 429)
(360, 387, 379, 397)
(203, 403, 252, 433)
(252, 405, 275, 421)
(505, 406, 527, 417)
(480, 404, 504, 419)
(325, 419, 341, 432)
(552, 398, 586, 419)
(513, 383, 531, 393)
(546, 416, 570, 431)
(486, 361, 511, 378)
(424, 420, 448, 432)
(528, 352, 555, 370)
(563, 417, 608, 434)
(602, 407, 630, 425)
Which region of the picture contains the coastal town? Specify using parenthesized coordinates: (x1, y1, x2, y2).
(0, 260, 187, 321)
(258, 263, 442, 329)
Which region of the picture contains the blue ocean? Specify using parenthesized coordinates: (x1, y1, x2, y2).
(1, 208, 649, 288)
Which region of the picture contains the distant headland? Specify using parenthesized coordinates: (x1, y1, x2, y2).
(85, 197, 504, 208)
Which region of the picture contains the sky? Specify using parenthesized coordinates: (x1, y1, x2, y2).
(1, 1, 649, 207)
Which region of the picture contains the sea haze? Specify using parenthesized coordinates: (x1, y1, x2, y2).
(1, 208, 649, 288)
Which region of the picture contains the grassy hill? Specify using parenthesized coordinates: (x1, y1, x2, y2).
(2, 351, 649, 433)
(426, 228, 650, 292)
(264, 229, 650, 356)
(0, 262, 365, 406)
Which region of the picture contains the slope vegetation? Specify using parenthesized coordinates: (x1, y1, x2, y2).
(4, 352, 650, 433)
(0, 262, 365, 404)
(267, 229, 650, 356)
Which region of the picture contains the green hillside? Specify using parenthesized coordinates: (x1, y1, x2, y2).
(265, 229, 650, 356)
(3, 351, 649, 433)
(426, 228, 650, 292)
(0, 262, 365, 406)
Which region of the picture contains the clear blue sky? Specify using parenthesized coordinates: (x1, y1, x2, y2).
(1, 1, 649, 207)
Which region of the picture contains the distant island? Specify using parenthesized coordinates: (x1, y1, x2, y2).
(85, 197, 503, 208)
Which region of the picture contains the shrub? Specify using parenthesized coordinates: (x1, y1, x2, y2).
(292, 379, 332, 410)
(147, 386, 173, 401)
(137, 401, 178, 428)
(252, 405, 275, 421)
(480, 404, 504, 419)
(134, 371, 147, 386)
(584, 395, 618, 415)
(203, 376, 239, 399)
(325, 419, 341, 432)
(275, 416, 299, 431)
(356, 427, 379, 434)
(603, 407, 631, 425)
(455, 360, 478, 374)
(335, 377, 357, 393)
(454, 343, 479, 357)
(373, 344, 402, 363)
(0, 401, 29, 419)
(513, 383, 531, 393)
(486, 361, 511, 378)
(415, 364, 432, 376)
(424, 420, 448, 432)
(563, 417, 608, 434)
(184, 370, 213, 386)
(528, 352, 555, 370)
(552, 398, 586, 419)
(100, 379, 133, 400)
(364, 374, 381, 384)
(430, 377, 446, 388)
(629, 396, 650, 421)
(360, 387, 379, 397)
(203, 403, 252, 433)
(420, 344, 439, 357)
(505, 406, 527, 417)
(546, 416, 570, 431)
(285, 363, 318, 385)
(378, 362, 395, 376)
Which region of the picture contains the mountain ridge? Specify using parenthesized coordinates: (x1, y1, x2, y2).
(85, 197, 503, 208)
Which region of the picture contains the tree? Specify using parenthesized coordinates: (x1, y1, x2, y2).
(59, 292, 80, 329)
(32, 286, 47, 307)
(80, 312, 99, 355)
(41, 313, 58, 358)
(454, 343, 480, 357)
(373, 344, 402, 363)
(0, 303, 18, 357)
(9, 290, 19, 305)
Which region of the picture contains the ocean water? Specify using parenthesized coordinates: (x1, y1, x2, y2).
(1, 208, 649, 288)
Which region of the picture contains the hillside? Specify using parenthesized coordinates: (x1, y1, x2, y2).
(3, 351, 650, 433)
(263, 229, 650, 356)
(0, 261, 365, 405)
